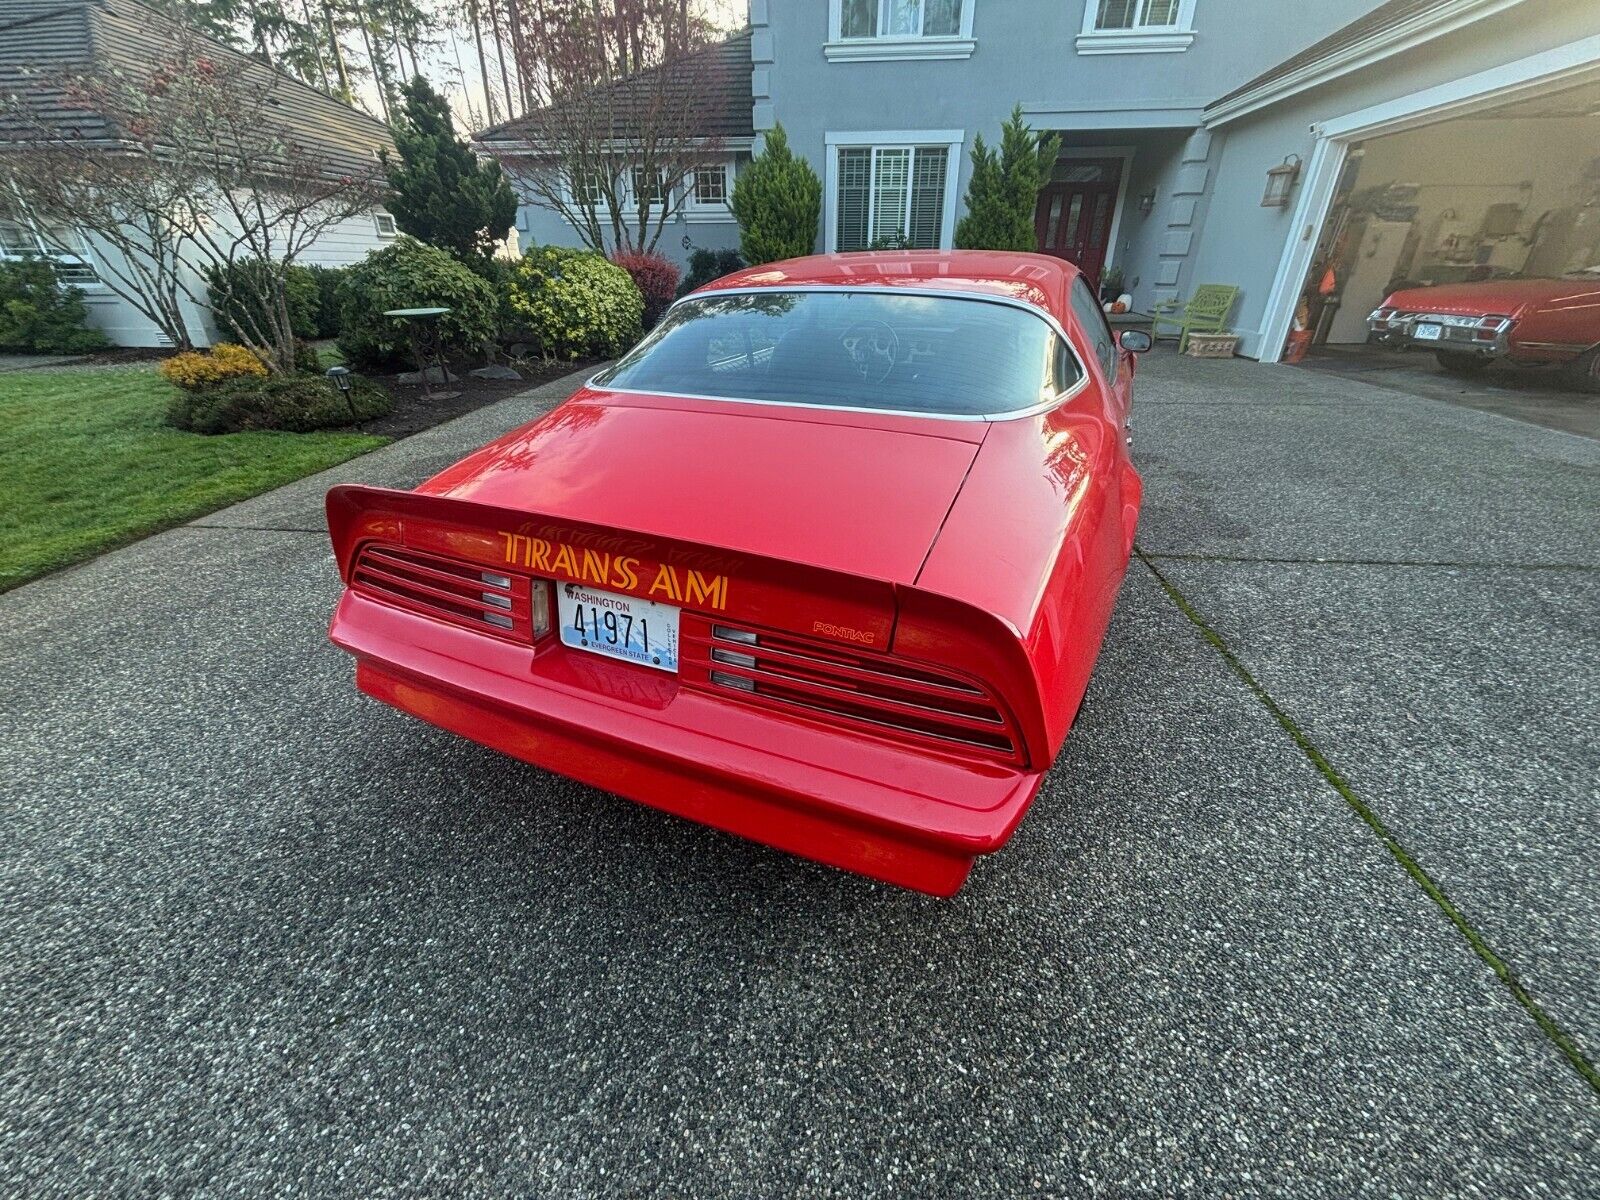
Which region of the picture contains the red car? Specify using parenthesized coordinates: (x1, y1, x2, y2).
(326, 251, 1148, 896)
(1367, 272, 1600, 389)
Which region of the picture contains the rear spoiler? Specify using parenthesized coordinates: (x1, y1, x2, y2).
(327, 484, 1050, 760)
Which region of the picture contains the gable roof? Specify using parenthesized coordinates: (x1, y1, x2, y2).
(475, 31, 753, 149)
(1205, 0, 1524, 125)
(0, 0, 393, 175)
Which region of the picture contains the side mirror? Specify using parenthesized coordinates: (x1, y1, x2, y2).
(1119, 329, 1153, 353)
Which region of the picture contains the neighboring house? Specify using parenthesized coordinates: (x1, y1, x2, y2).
(0, 0, 398, 348)
(476, 33, 755, 269)
(492, 0, 1600, 362)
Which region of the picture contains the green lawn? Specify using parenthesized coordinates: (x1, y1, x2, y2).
(0, 367, 386, 591)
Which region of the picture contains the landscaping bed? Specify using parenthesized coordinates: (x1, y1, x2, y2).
(355, 355, 601, 440)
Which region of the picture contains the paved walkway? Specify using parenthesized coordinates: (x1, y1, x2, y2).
(2, 355, 1596, 1196)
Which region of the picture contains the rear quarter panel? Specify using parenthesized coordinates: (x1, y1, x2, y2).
(910, 390, 1139, 761)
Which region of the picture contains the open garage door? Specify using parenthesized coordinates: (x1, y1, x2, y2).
(1289, 79, 1600, 396)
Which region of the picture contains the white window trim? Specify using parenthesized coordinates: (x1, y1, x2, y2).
(373, 211, 398, 238)
(825, 0, 977, 61)
(1076, 0, 1197, 55)
(824, 129, 965, 253)
(682, 159, 737, 223)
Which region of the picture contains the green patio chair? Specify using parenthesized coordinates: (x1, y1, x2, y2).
(1151, 284, 1240, 352)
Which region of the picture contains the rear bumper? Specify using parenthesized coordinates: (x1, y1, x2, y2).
(331, 592, 1045, 896)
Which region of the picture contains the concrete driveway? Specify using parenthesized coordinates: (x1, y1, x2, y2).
(2, 353, 1596, 1197)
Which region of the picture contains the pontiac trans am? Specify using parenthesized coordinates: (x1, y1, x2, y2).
(326, 251, 1148, 895)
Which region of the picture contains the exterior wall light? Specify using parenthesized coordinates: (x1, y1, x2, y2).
(1137, 191, 1156, 216)
(1261, 155, 1302, 208)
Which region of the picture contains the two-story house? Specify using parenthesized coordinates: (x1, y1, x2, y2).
(490, 0, 1600, 362)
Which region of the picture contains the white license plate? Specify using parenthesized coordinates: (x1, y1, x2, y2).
(1413, 322, 1443, 341)
(557, 583, 680, 673)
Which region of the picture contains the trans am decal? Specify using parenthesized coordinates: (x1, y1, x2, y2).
(499, 530, 729, 611)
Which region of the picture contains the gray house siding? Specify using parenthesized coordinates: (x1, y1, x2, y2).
(510, 191, 742, 271)
(753, 0, 1377, 310)
(1193, 0, 1600, 356)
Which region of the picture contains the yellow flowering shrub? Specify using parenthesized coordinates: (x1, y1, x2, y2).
(158, 343, 269, 391)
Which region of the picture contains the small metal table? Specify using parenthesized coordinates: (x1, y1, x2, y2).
(383, 306, 458, 400)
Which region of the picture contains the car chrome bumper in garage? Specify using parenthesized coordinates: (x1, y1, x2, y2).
(1367, 310, 1513, 355)
(330, 592, 1046, 896)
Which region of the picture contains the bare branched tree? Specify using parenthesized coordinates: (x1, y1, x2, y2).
(1, 35, 387, 370)
(497, 0, 723, 255)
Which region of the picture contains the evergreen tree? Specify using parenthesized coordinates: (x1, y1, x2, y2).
(382, 76, 518, 267)
(730, 123, 822, 266)
(954, 106, 1060, 252)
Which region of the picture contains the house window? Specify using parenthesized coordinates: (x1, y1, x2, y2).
(833, 144, 952, 251)
(571, 169, 608, 208)
(1092, 0, 1179, 30)
(0, 216, 98, 284)
(827, 0, 976, 60)
(1077, 0, 1195, 53)
(631, 167, 666, 206)
(693, 164, 728, 206)
(373, 212, 397, 238)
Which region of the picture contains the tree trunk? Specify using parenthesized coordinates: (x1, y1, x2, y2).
(322, 0, 355, 102)
(467, 0, 499, 124)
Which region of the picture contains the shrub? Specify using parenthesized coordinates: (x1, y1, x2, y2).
(506, 246, 643, 360)
(335, 236, 499, 369)
(610, 251, 679, 328)
(677, 248, 746, 297)
(166, 373, 391, 434)
(158, 342, 270, 390)
(954, 106, 1060, 252)
(730, 124, 822, 266)
(206, 259, 320, 343)
(0, 258, 109, 354)
(303, 265, 346, 338)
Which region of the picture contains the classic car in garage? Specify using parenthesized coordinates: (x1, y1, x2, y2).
(1367, 271, 1600, 389)
(325, 251, 1148, 895)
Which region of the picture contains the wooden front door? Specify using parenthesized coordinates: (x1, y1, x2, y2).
(1035, 157, 1123, 287)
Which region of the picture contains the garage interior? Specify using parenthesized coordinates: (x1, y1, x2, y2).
(1291, 78, 1600, 434)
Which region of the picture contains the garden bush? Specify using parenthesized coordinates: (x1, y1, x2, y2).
(677, 248, 745, 297)
(505, 246, 642, 360)
(954, 107, 1060, 252)
(166, 373, 391, 434)
(335, 237, 499, 369)
(303, 264, 347, 338)
(729, 124, 821, 265)
(0, 258, 108, 354)
(158, 343, 270, 390)
(206, 259, 320, 343)
(610, 251, 679, 329)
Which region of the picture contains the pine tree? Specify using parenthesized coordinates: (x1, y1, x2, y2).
(729, 124, 822, 266)
(382, 76, 519, 268)
(954, 106, 1060, 252)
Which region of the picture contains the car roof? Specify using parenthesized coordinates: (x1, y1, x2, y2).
(697, 250, 1081, 323)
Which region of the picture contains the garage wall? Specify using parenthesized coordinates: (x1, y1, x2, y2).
(1190, 0, 1600, 358)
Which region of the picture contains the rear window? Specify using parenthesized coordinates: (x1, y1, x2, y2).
(593, 290, 1079, 417)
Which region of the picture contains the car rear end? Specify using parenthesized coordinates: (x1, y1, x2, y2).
(327, 485, 1050, 896)
(1367, 304, 1514, 357)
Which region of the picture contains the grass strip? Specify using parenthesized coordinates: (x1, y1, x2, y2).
(1136, 548, 1600, 1098)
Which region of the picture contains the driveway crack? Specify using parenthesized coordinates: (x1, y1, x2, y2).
(1135, 546, 1600, 1097)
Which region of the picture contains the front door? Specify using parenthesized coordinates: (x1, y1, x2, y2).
(1035, 157, 1123, 287)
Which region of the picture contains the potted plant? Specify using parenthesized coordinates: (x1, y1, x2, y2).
(1099, 266, 1125, 305)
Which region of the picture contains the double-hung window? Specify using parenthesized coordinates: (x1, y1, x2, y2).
(831, 140, 957, 252)
(0, 216, 98, 284)
(827, 0, 976, 61)
(1077, 0, 1196, 53)
(683, 161, 734, 221)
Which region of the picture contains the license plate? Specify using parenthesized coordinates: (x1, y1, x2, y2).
(557, 583, 679, 673)
(1413, 322, 1443, 341)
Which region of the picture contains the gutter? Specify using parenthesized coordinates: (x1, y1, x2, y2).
(1203, 0, 1527, 128)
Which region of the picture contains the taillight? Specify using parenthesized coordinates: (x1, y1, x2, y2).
(682, 618, 1022, 762)
(351, 543, 551, 641)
